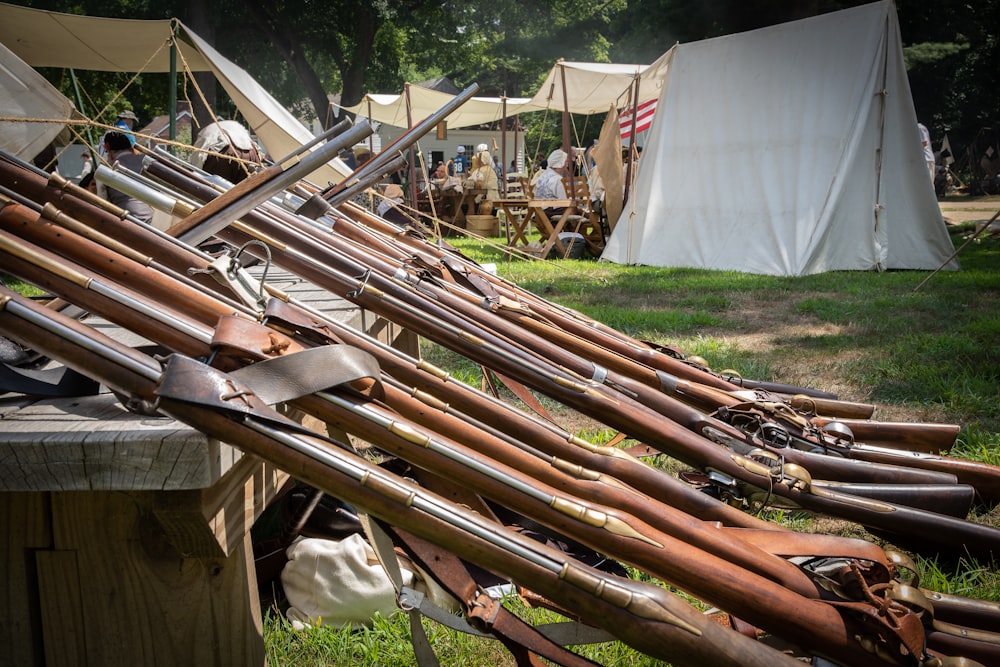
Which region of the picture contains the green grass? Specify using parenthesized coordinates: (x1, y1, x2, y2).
(448, 225, 1000, 433)
(264, 599, 667, 667)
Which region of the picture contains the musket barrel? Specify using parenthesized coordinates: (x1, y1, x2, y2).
(94, 164, 196, 218)
(320, 83, 481, 201)
(169, 119, 373, 245)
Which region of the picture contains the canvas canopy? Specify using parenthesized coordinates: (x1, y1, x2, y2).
(345, 88, 535, 130)
(0, 2, 349, 182)
(601, 1, 957, 276)
(342, 57, 671, 129)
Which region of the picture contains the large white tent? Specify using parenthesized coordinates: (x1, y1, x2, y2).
(602, 1, 957, 276)
(0, 2, 349, 183)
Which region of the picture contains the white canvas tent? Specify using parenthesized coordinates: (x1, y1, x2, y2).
(602, 1, 957, 276)
(341, 58, 670, 129)
(0, 2, 349, 183)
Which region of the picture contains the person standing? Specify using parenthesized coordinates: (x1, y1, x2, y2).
(74, 151, 93, 184)
(448, 145, 469, 178)
(101, 131, 154, 224)
(466, 147, 500, 213)
(918, 122, 935, 183)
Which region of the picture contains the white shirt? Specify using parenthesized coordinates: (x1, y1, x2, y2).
(533, 168, 566, 201)
(918, 123, 934, 162)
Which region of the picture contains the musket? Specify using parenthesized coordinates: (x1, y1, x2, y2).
(0, 286, 809, 667)
(262, 194, 971, 465)
(0, 220, 907, 665)
(3, 191, 999, 566)
(277, 205, 998, 507)
(3, 150, 996, 528)
(0, 155, 992, 520)
(3, 262, 996, 664)
(16, 157, 994, 533)
(1, 190, 1000, 660)
(0, 199, 884, 598)
(194, 202, 983, 492)
(1, 245, 992, 667)
(808, 415, 960, 454)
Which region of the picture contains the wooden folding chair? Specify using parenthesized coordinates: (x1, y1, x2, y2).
(561, 175, 606, 256)
(496, 174, 529, 241)
(519, 200, 579, 259)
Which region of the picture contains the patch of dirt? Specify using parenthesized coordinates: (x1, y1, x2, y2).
(939, 194, 1000, 229)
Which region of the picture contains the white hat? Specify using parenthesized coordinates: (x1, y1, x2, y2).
(547, 149, 568, 169)
(456, 146, 465, 153)
(476, 143, 488, 152)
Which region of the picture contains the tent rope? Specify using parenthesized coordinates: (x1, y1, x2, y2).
(174, 36, 217, 133)
(93, 37, 171, 124)
(5, 117, 260, 172)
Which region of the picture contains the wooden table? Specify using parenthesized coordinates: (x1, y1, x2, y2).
(502, 198, 579, 258)
(0, 268, 418, 667)
(418, 186, 484, 232)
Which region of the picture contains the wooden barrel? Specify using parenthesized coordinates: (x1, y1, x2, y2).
(466, 214, 499, 236)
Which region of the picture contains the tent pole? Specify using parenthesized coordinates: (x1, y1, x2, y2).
(623, 76, 640, 206)
(367, 98, 375, 158)
(501, 96, 508, 197)
(405, 83, 418, 208)
(559, 63, 576, 200)
(514, 115, 520, 173)
(872, 11, 891, 270)
(169, 19, 178, 151)
(559, 63, 571, 153)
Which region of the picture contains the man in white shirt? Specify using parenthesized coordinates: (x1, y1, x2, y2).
(918, 123, 935, 183)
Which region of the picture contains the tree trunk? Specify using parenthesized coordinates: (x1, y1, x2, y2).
(186, 0, 217, 141)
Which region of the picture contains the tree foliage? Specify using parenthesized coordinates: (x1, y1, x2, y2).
(13, 0, 998, 162)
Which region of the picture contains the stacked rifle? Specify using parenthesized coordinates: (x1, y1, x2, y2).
(1, 108, 999, 666)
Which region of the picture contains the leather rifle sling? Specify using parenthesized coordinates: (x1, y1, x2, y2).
(382, 523, 605, 667)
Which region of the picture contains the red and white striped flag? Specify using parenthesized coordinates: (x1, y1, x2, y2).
(619, 99, 657, 139)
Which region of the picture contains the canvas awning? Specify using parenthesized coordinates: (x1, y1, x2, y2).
(0, 2, 349, 182)
(342, 56, 672, 129)
(345, 88, 535, 129)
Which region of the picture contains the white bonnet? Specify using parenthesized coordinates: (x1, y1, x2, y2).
(547, 149, 568, 169)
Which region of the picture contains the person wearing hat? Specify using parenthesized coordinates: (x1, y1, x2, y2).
(465, 147, 500, 214)
(447, 145, 469, 178)
(534, 148, 570, 218)
(115, 110, 139, 146)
